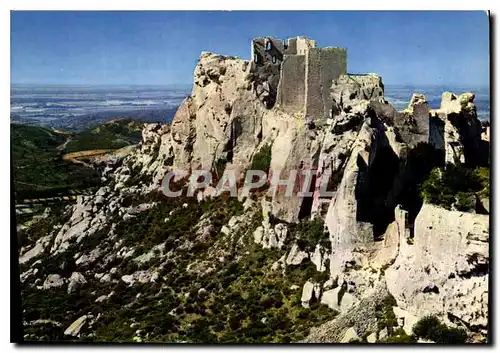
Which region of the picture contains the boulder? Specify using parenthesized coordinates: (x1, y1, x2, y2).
(286, 244, 308, 266)
(366, 332, 377, 343)
(340, 327, 359, 343)
(64, 315, 87, 337)
(392, 306, 420, 335)
(378, 327, 388, 340)
(95, 295, 107, 303)
(43, 274, 64, 289)
(67, 272, 87, 294)
(321, 286, 358, 313)
(301, 281, 321, 308)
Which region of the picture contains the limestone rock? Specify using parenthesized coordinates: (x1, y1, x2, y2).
(43, 274, 64, 289)
(340, 327, 359, 343)
(95, 295, 107, 303)
(122, 270, 159, 286)
(367, 332, 377, 343)
(67, 272, 87, 294)
(302, 280, 391, 343)
(19, 235, 52, 265)
(378, 327, 388, 340)
(64, 315, 87, 337)
(325, 121, 375, 278)
(286, 244, 308, 266)
(331, 74, 385, 113)
(431, 92, 482, 165)
(311, 244, 327, 272)
(301, 281, 321, 308)
(385, 203, 489, 331)
(321, 286, 358, 313)
(392, 306, 419, 335)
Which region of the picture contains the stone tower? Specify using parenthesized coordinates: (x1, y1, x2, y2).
(250, 36, 347, 121)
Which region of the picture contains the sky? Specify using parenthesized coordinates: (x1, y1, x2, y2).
(10, 11, 490, 86)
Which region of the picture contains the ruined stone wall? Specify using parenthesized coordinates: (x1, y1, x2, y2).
(251, 37, 285, 65)
(305, 48, 347, 120)
(276, 55, 306, 112)
(286, 37, 298, 55)
(296, 37, 316, 55)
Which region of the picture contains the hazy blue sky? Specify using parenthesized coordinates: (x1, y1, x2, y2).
(11, 11, 490, 86)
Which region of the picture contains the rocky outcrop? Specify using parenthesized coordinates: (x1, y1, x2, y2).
(385, 203, 489, 333)
(330, 73, 385, 112)
(303, 280, 391, 343)
(67, 272, 87, 294)
(301, 280, 321, 308)
(430, 92, 482, 166)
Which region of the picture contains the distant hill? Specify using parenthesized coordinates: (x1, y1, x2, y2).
(11, 124, 102, 201)
(11, 107, 180, 132)
(64, 118, 144, 153)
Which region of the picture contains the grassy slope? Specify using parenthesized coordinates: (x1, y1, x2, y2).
(64, 119, 143, 153)
(12, 119, 145, 201)
(11, 124, 102, 201)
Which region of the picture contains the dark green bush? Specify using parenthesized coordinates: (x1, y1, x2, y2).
(412, 315, 467, 344)
(420, 164, 489, 211)
(251, 144, 272, 173)
(412, 315, 441, 339)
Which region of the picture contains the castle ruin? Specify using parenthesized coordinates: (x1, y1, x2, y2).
(251, 36, 347, 120)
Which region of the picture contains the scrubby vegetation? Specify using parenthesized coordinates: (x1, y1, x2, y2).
(292, 217, 329, 252)
(250, 143, 272, 173)
(375, 295, 398, 336)
(412, 315, 467, 343)
(419, 164, 489, 212)
(19, 191, 339, 343)
(11, 124, 101, 201)
(12, 119, 144, 202)
(64, 119, 143, 153)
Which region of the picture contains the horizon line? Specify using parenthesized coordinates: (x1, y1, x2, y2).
(10, 82, 490, 87)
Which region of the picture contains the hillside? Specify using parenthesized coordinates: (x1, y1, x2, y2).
(12, 119, 144, 202)
(11, 124, 102, 202)
(64, 119, 144, 153)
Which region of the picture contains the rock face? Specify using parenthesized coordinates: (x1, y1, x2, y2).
(431, 92, 482, 166)
(385, 203, 489, 332)
(303, 281, 392, 343)
(330, 73, 385, 109)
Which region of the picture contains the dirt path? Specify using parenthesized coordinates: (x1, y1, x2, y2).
(56, 135, 72, 151)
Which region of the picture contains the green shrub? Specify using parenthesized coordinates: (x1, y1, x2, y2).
(375, 295, 398, 334)
(293, 217, 329, 253)
(251, 144, 272, 173)
(412, 315, 467, 343)
(384, 328, 416, 343)
(419, 164, 490, 211)
(412, 315, 441, 339)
